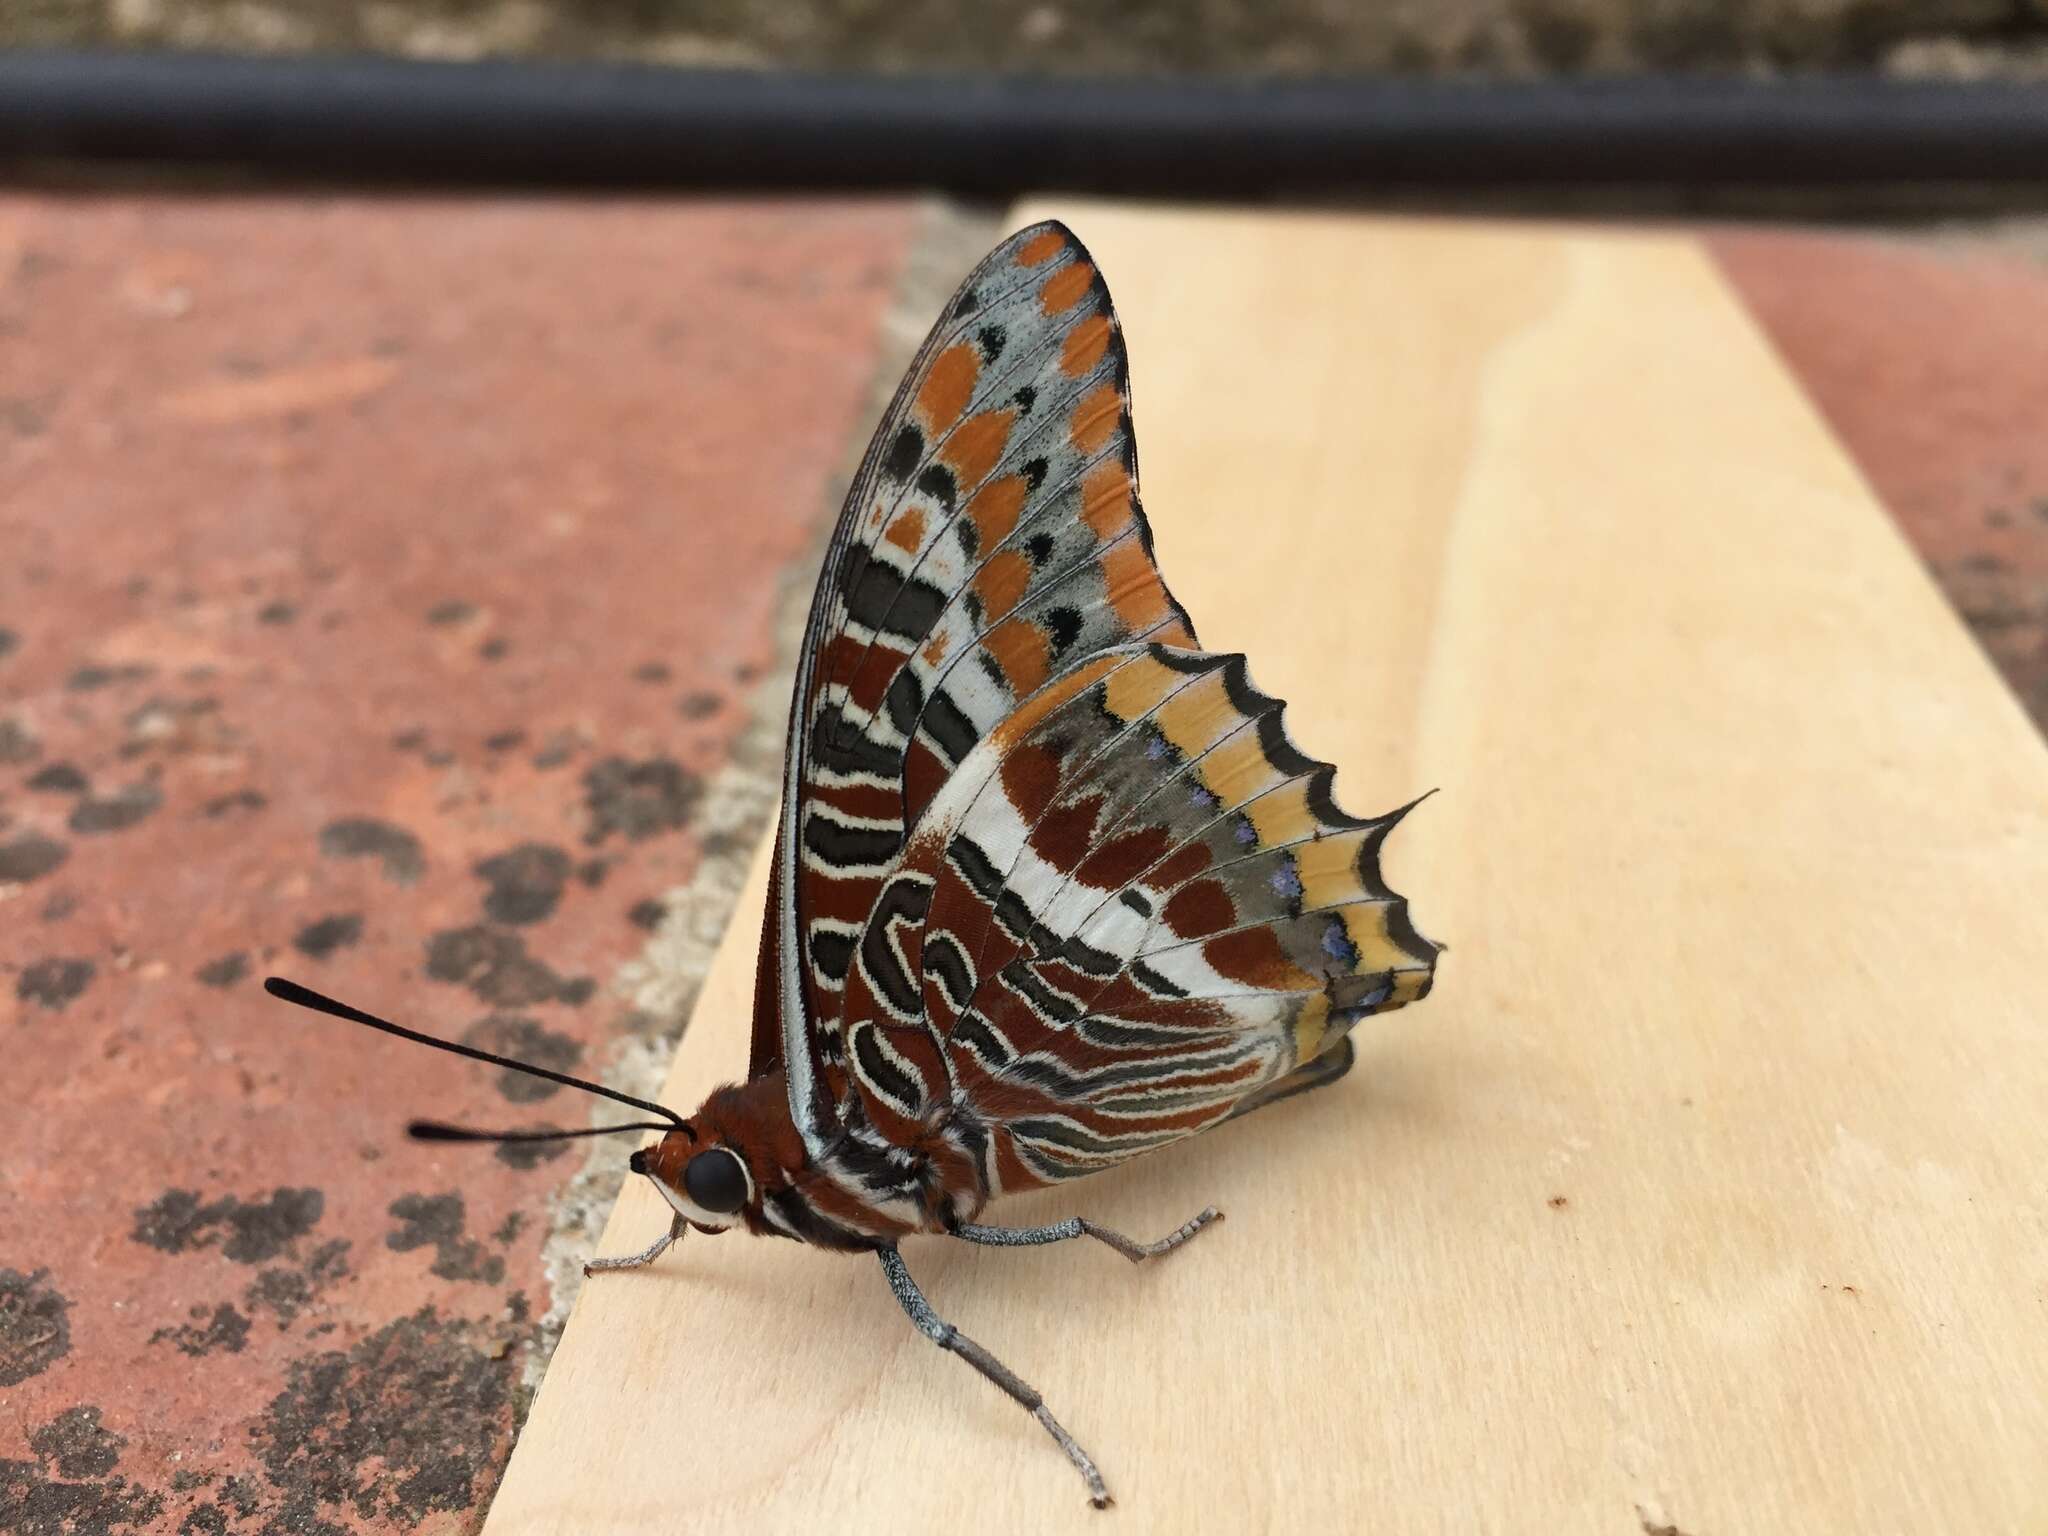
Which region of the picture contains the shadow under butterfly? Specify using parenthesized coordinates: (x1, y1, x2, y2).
(268, 220, 1441, 1508)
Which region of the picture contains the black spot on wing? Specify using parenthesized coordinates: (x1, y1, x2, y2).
(803, 807, 902, 871)
(915, 463, 957, 513)
(851, 1023, 926, 1112)
(858, 877, 932, 1017)
(882, 423, 923, 483)
(840, 551, 947, 642)
(923, 932, 976, 1012)
(920, 688, 979, 766)
(1044, 605, 1084, 658)
(807, 927, 857, 983)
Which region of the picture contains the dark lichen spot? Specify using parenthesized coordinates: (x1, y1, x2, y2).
(202, 788, 266, 818)
(65, 662, 151, 692)
(69, 781, 162, 835)
(196, 952, 248, 989)
(250, 1307, 512, 1529)
(132, 1187, 325, 1265)
(472, 843, 571, 926)
(493, 1213, 526, 1246)
(461, 1015, 581, 1103)
(0, 834, 68, 885)
(28, 1405, 123, 1480)
(556, 975, 596, 1007)
(150, 1301, 251, 1357)
(18, 956, 94, 1011)
(0, 1269, 71, 1386)
(582, 755, 701, 845)
(0, 627, 16, 662)
(318, 817, 424, 884)
(494, 1138, 567, 1170)
(293, 913, 363, 959)
(39, 890, 76, 922)
(530, 731, 579, 770)
(244, 1239, 351, 1328)
(257, 600, 297, 625)
(632, 661, 672, 684)
(386, 1194, 505, 1284)
(25, 762, 85, 795)
(426, 600, 475, 626)
(678, 690, 721, 720)
(627, 897, 666, 932)
(576, 857, 608, 888)
(478, 637, 509, 662)
(0, 718, 38, 764)
(422, 925, 584, 1008)
(483, 729, 525, 752)
(1, 1402, 161, 1533)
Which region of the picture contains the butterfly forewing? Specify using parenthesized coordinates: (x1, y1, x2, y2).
(764, 222, 1195, 1148)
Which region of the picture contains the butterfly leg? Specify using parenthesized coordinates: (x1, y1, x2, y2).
(583, 1213, 685, 1277)
(878, 1246, 1112, 1509)
(952, 1206, 1222, 1264)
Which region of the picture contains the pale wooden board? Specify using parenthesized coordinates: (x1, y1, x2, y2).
(485, 202, 2048, 1534)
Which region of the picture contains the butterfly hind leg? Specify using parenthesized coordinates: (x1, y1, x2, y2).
(878, 1246, 1113, 1509)
(950, 1206, 1222, 1263)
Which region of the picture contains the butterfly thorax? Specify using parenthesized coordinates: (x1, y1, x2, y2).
(643, 1072, 992, 1252)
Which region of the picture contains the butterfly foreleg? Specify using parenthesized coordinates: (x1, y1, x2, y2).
(877, 1246, 1112, 1509)
(582, 1213, 685, 1277)
(951, 1206, 1222, 1264)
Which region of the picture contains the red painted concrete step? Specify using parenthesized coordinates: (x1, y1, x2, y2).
(1, 192, 918, 1535)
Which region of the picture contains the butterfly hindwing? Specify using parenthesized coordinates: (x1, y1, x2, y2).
(761, 221, 1195, 1149)
(855, 644, 1438, 1192)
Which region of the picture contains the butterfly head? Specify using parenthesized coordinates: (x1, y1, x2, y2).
(630, 1129, 751, 1232)
(627, 1073, 807, 1234)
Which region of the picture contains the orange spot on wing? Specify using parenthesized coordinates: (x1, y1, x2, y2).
(922, 627, 952, 666)
(1016, 229, 1068, 267)
(973, 549, 1032, 623)
(985, 618, 1052, 696)
(1070, 383, 1121, 454)
(1040, 261, 1096, 315)
(917, 343, 980, 433)
(1040, 262, 1105, 315)
(968, 474, 1028, 549)
(942, 408, 1016, 489)
(1061, 313, 1112, 377)
(1102, 537, 1172, 631)
(884, 507, 926, 553)
(1081, 459, 1133, 539)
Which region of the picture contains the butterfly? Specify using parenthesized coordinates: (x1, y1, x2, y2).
(268, 219, 1439, 1508)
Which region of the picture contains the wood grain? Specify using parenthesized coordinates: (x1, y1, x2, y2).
(484, 202, 2048, 1534)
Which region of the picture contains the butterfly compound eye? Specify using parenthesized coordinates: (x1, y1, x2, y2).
(683, 1147, 749, 1215)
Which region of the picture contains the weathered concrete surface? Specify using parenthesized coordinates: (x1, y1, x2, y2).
(1715, 227, 2048, 729)
(0, 191, 917, 1534)
(8, 0, 2048, 77)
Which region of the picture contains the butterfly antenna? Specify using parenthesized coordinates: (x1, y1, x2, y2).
(407, 1119, 678, 1144)
(263, 976, 687, 1129)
